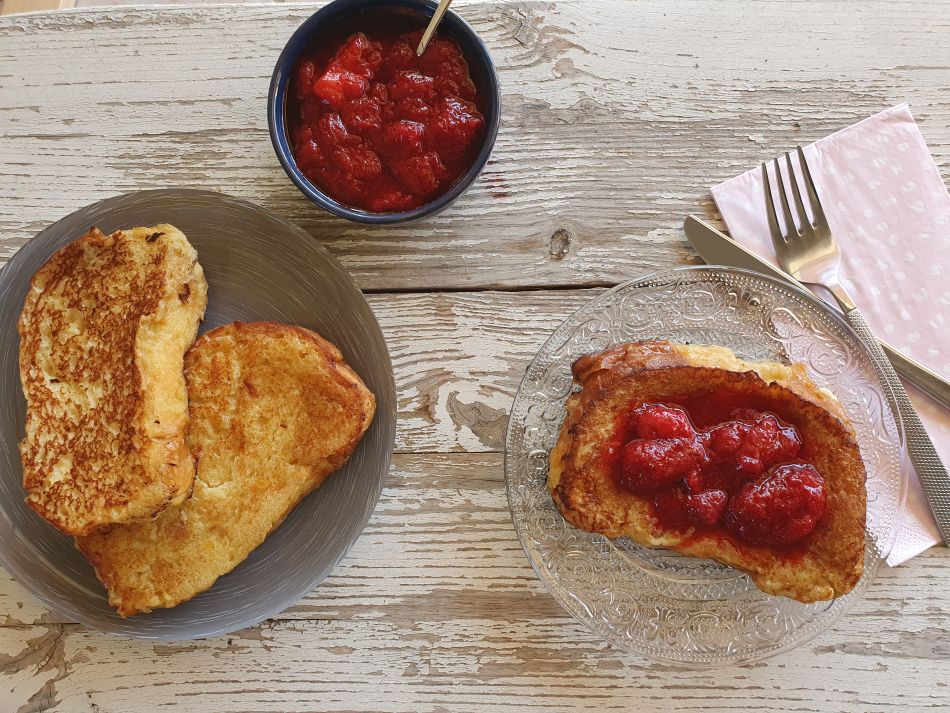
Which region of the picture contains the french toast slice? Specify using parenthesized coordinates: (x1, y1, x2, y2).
(18, 225, 207, 536)
(548, 340, 866, 602)
(76, 322, 376, 616)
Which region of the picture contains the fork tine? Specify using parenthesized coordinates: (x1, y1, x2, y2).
(785, 151, 810, 229)
(761, 162, 786, 254)
(796, 146, 827, 227)
(773, 156, 798, 237)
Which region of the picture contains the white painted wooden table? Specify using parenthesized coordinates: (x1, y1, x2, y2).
(2, 2, 949, 711)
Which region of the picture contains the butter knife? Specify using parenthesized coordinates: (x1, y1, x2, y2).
(684, 215, 950, 411)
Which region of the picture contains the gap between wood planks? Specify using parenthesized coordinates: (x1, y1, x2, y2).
(360, 280, 622, 295)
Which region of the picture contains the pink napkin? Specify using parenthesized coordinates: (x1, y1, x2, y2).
(710, 105, 949, 566)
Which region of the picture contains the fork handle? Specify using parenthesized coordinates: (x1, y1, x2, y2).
(844, 307, 950, 543)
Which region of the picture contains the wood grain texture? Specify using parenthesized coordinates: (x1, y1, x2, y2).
(1, 453, 949, 712)
(369, 289, 595, 453)
(2, 2, 950, 711)
(1, 2, 949, 290)
(2, 289, 950, 711)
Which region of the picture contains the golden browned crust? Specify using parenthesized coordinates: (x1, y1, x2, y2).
(548, 340, 866, 602)
(18, 225, 207, 536)
(76, 321, 376, 616)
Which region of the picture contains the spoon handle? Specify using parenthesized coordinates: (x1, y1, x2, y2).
(416, 0, 454, 56)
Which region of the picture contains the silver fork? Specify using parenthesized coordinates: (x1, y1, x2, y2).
(763, 147, 950, 543)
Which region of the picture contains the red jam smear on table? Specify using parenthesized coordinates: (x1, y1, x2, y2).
(288, 16, 485, 212)
(609, 396, 827, 551)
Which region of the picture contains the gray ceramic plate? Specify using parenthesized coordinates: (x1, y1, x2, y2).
(0, 189, 396, 640)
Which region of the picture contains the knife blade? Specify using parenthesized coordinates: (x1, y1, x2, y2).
(684, 215, 810, 290)
(683, 214, 950, 410)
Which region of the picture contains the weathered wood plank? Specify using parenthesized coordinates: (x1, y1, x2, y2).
(370, 289, 596, 454)
(1, 2, 948, 290)
(1, 451, 949, 711)
(2, 452, 948, 625)
(2, 614, 950, 713)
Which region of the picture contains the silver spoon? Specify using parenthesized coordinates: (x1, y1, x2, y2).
(416, 0, 454, 56)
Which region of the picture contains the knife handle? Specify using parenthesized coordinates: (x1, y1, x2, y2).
(845, 307, 950, 543)
(881, 341, 950, 411)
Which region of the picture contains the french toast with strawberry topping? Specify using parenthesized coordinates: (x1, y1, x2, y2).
(548, 340, 866, 602)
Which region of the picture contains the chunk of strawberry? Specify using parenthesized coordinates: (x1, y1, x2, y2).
(725, 463, 826, 546)
(334, 32, 383, 76)
(389, 70, 437, 101)
(434, 76, 460, 98)
(369, 82, 389, 102)
(434, 75, 477, 102)
(294, 138, 324, 172)
(706, 413, 802, 478)
(299, 99, 323, 125)
(292, 124, 313, 146)
(332, 144, 382, 182)
(426, 96, 484, 159)
(295, 60, 316, 99)
(395, 96, 434, 123)
(434, 56, 473, 87)
(312, 59, 369, 110)
(379, 39, 417, 81)
(631, 403, 695, 440)
(314, 112, 351, 153)
(417, 37, 464, 74)
(751, 414, 803, 466)
(320, 166, 364, 205)
(364, 175, 414, 213)
(685, 489, 728, 526)
(619, 437, 709, 493)
(368, 82, 396, 123)
(377, 119, 425, 158)
(390, 152, 447, 195)
(341, 97, 382, 136)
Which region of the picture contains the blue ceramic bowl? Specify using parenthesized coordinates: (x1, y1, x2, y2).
(268, 0, 501, 224)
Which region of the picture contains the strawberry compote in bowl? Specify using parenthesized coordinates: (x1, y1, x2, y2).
(268, 0, 500, 223)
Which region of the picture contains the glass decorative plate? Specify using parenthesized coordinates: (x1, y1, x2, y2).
(504, 266, 905, 665)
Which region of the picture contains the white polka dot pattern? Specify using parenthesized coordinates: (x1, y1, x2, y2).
(710, 104, 949, 565)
